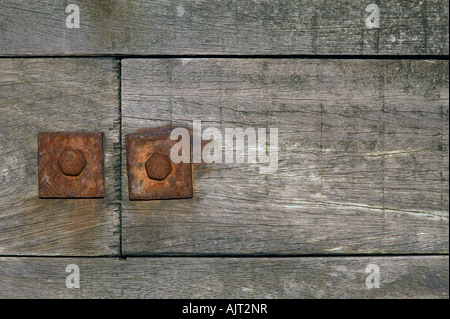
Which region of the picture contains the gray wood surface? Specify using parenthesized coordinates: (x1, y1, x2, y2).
(122, 59, 449, 255)
(1, 0, 447, 300)
(0, 256, 447, 298)
(0, 58, 120, 256)
(0, 0, 448, 56)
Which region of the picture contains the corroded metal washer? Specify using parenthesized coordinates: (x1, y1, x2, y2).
(38, 132, 105, 198)
(126, 127, 193, 200)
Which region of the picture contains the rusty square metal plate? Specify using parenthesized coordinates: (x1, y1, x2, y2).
(38, 132, 105, 198)
(126, 127, 193, 200)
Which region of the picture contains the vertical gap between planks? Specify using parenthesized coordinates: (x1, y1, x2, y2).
(117, 58, 124, 259)
(441, 103, 444, 211)
(381, 63, 386, 216)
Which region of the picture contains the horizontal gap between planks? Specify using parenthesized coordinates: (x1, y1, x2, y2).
(0, 253, 448, 259)
(0, 54, 448, 60)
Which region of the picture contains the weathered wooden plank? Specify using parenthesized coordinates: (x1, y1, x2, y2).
(0, 58, 120, 256)
(122, 59, 449, 255)
(0, 0, 448, 56)
(442, 70, 449, 212)
(0, 256, 447, 298)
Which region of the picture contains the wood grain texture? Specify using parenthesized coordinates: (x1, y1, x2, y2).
(122, 59, 449, 255)
(0, 256, 447, 298)
(0, 58, 120, 256)
(0, 0, 448, 56)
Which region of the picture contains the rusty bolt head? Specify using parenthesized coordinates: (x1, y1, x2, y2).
(58, 149, 87, 177)
(145, 153, 173, 181)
